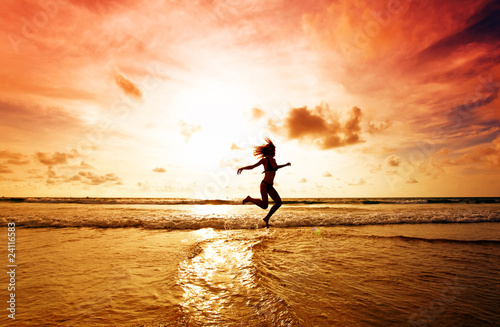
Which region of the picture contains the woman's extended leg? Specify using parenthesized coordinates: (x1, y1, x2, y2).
(243, 182, 269, 209)
(263, 186, 282, 227)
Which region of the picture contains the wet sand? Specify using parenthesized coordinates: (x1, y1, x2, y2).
(1, 224, 499, 326)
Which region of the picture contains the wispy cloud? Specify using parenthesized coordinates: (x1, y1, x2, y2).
(0, 101, 85, 145)
(251, 108, 265, 119)
(348, 178, 366, 186)
(0, 164, 13, 174)
(179, 120, 202, 143)
(433, 135, 500, 170)
(230, 143, 242, 150)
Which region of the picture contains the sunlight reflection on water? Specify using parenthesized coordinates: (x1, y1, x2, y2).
(177, 228, 298, 326)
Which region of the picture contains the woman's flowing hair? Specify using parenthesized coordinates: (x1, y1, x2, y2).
(253, 138, 276, 158)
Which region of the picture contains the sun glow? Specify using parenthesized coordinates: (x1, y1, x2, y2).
(175, 78, 255, 165)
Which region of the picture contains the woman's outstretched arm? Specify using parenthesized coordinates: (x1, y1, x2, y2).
(237, 159, 264, 174)
(276, 162, 291, 170)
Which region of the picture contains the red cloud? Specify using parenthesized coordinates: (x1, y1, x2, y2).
(47, 171, 123, 186)
(67, 0, 137, 13)
(0, 164, 13, 174)
(0, 150, 29, 165)
(36, 152, 73, 166)
(385, 154, 401, 167)
(454, 136, 500, 169)
(114, 73, 142, 100)
(367, 121, 392, 134)
(76, 171, 122, 185)
(286, 107, 328, 137)
(251, 108, 265, 119)
(230, 143, 242, 150)
(270, 103, 364, 149)
(431, 135, 500, 173)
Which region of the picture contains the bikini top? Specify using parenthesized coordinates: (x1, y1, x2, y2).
(264, 157, 278, 172)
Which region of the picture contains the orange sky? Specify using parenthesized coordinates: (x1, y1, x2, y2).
(1, 0, 499, 198)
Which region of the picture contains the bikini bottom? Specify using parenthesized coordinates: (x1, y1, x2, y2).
(261, 180, 273, 190)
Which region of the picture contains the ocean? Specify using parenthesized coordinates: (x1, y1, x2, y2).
(0, 197, 499, 326)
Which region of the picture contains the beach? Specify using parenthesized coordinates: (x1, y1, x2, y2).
(2, 0, 499, 325)
(0, 198, 499, 326)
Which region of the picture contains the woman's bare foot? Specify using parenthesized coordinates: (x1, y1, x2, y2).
(263, 217, 270, 228)
(242, 196, 251, 204)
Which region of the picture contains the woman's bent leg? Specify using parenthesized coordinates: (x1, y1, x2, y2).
(244, 182, 268, 209)
(263, 186, 282, 227)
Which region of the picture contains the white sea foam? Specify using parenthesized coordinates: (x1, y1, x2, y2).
(1, 200, 499, 230)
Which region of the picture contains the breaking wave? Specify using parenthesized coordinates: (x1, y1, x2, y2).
(1, 197, 499, 205)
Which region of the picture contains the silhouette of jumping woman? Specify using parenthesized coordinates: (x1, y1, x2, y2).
(237, 138, 291, 228)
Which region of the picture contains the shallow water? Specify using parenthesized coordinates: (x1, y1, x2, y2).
(1, 223, 499, 326)
(0, 200, 499, 326)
